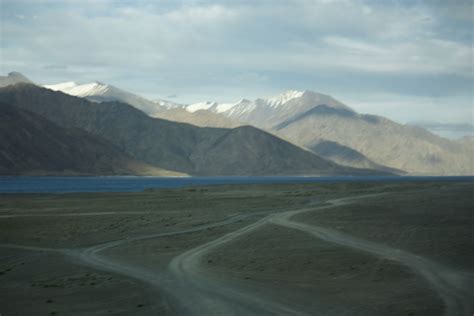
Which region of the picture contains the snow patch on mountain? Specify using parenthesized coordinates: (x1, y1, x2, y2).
(42, 79, 355, 131)
(265, 90, 305, 107)
(184, 98, 257, 115)
(44, 82, 77, 91)
(225, 99, 256, 116)
(69, 82, 110, 97)
(153, 99, 184, 109)
(44, 81, 110, 97)
(43, 81, 168, 115)
(187, 101, 218, 113)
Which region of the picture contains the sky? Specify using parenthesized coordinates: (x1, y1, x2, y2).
(0, 0, 473, 128)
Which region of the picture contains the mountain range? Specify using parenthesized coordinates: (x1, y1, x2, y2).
(43, 78, 472, 175)
(41, 82, 392, 171)
(1, 72, 471, 175)
(0, 102, 184, 176)
(43, 81, 238, 128)
(0, 79, 382, 176)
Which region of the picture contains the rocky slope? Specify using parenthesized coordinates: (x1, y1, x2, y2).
(44, 81, 237, 128)
(187, 90, 472, 175)
(26, 72, 471, 175)
(0, 103, 185, 176)
(44, 81, 167, 116)
(272, 104, 472, 175)
(42, 79, 396, 172)
(0, 84, 379, 176)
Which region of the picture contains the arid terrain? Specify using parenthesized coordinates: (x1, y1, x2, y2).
(0, 181, 473, 315)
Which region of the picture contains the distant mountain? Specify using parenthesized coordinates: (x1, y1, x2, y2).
(44, 81, 168, 116)
(37, 78, 473, 174)
(152, 91, 393, 170)
(270, 103, 472, 175)
(181, 90, 471, 175)
(154, 99, 242, 128)
(166, 91, 399, 172)
(36, 81, 412, 173)
(154, 108, 242, 128)
(152, 99, 185, 110)
(0, 72, 33, 88)
(0, 102, 185, 176)
(183, 90, 353, 128)
(227, 91, 354, 130)
(0, 84, 382, 176)
(44, 81, 238, 128)
(408, 121, 474, 140)
(309, 140, 404, 174)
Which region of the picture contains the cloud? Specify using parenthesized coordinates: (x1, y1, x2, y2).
(42, 64, 69, 70)
(407, 121, 474, 140)
(0, 0, 472, 123)
(318, 36, 472, 76)
(2, 1, 470, 76)
(344, 92, 473, 124)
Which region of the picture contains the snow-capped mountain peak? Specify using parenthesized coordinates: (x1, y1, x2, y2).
(180, 90, 352, 119)
(43, 81, 77, 91)
(41, 79, 355, 131)
(183, 98, 255, 115)
(43, 80, 168, 115)
(213, 98, 251, 113)
(187, 101, 218, 113)
(43, 81, 110, 97)
(71, 82, 110, 96)
(265, 90, 305, 107)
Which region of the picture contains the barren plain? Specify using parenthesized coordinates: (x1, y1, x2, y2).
(0, 181, 473, 315)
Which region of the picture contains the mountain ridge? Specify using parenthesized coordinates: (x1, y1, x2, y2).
(0, 83, 383, 176)
(43, 80, 239, 128)
(17, 72, 471, 175)
(0, 102, 185, 176)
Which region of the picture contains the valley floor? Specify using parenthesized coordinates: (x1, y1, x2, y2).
(0, 181, 473, 315)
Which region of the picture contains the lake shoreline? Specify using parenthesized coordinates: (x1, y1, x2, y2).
(0, 175, 472, 193)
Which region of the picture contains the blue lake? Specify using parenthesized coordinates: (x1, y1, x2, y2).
(0, 176, 472, 193)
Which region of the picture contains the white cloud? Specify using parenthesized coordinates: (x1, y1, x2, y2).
(0, 0, 472, 124)
(316, 36, 472, 76)
(2, 1, 470, 76)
